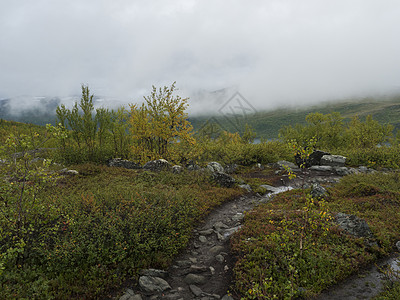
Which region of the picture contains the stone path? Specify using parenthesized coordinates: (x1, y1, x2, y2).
(119, 194, 264, 300)
(117, 166, 398, 299)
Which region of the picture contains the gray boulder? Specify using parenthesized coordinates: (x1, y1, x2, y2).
(59, 168, 79, 176)
(187, 163, 200, 171)
(171, 165, 183, 174)
(138, 275, 171, 293)
(207, 162, 224, 173)
(143, 159, 171, 171)
(335, 167, 351, 176)
(310, 183, 327, 198)
(239, 184, 252, 192)
(295, 150, 330, 168)
(335, 212, 374, 239)
(224, 164, 238, 174)
(309, 165, 333, 172)
(212, 172, 235, 188)
(108, 158, 142, 169)
(320, 155, 346, 167)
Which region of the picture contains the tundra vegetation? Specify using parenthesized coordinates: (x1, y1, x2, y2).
(0, 84, 400, 299)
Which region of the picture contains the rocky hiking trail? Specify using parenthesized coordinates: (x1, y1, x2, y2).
(116, 164, 399, 300)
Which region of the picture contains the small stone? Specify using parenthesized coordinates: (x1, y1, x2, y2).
(232, 213, 244, 222)
(184, 273, 207, 285)
(209, 245, 224, 255)
(209, 266, 215, 275)
(213, 221, 229, 232)
(190, 284, 203, 296)
(216, 232, 224, 241)
(224, 265, 229, 272)
(396, 241, 400, 252)
(190, 265, 208, 273)
(199, 229, 214, 236)
(215, 254, 224, 263)
(199, 235, 208, 243)
(189, 257, 197, 263)
(221, 295, 234, 300)
(139, 276, 171, 293)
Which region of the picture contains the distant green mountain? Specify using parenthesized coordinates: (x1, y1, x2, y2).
(189, 94, 400, 139)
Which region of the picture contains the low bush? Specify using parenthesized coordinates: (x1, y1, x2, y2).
(231, 172, 400, 299)
(0, 163, 242, 298)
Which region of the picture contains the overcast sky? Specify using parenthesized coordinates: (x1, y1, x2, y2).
(1, 0, 400, 114)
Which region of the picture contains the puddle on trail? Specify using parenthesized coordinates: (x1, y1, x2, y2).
(316, 255, 399, 299)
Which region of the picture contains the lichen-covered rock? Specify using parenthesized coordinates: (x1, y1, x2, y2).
(335, 212, 374, 239)
(171, 165, 183, 174)
(207, 162, 224, 173)
(310, 183, 327, 198)
(212, 172, 235, 188)
(224, 164, 238, 174)
(138, 275, 171, 293)
(320, 155, 346, 167)
(143, 159, 171, 171)
(295, 150, 330, 168)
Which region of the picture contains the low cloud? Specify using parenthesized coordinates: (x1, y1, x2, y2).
(1, 0, 400, 115)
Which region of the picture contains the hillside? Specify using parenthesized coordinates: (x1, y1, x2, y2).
(189, 94, 400, 139)
(2, 94, 400, 139)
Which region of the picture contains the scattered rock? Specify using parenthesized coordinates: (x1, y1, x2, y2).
(215, 254, 224, 263)
(212, 172, 236, 188)
(198, 229, 214, 236)
(232, 213, 244, 223)
(108, 158, 141, 169)
(320, 155, 346, 167)
(184, 273, 206, 285)
(189, 265, 208, 273)
(172, 165, 183, 174)
(139, 268, 168, 279)
(199, 235, 208, 243)
(295, 150, 330, 168)
(239, 184, 252, 192)
(209, 266, 215, 275)
(213, 221, 229, 232)
(309, 166, 333, 172)
(224, 164, 238, 174)
(189, 284, 203, 296)
(59, 169, 79, 176)
(310, 183, 327, 199)
(119, 289, 141, 300)
(209, 246, 225, 255)
(138, 276, 171, 293)
(253, 163, 264, 170)
(335, 212, 374, 239)
(187, 163, 201, 171)
(221, 295, 234, 300)
(143, 159, 171, 171)
(335, 167, 351, 176)
(207, 162, 224, 173)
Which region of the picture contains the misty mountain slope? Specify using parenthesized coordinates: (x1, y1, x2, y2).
(189, 95, 400, 138)
(2, 94, 400, 139)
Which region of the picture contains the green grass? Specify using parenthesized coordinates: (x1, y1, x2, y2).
(231, 172, 400, 299)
